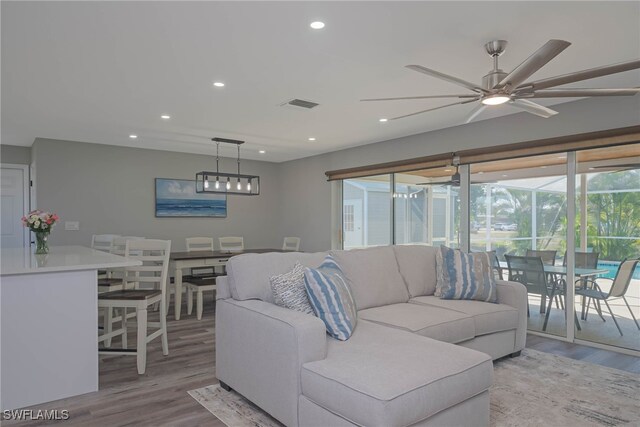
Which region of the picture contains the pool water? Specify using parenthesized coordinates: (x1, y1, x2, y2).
(597, 261, 640, 280)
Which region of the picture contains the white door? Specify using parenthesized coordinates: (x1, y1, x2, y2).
(343, 199, 363, 249)
(1, 165, 29, 249)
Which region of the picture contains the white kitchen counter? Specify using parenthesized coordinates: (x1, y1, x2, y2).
(1, 245, 140, 275)
(0, 245, 142, 410)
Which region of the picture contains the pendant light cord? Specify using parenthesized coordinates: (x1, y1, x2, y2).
(237, 144, 241, 176)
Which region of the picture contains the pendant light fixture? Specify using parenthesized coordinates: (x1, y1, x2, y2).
(196, 137, 260, 195)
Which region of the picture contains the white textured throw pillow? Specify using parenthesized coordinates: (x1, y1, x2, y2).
(270, 262, 315, 315)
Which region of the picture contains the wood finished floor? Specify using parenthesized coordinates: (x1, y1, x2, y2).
(5, 300, 640, 426)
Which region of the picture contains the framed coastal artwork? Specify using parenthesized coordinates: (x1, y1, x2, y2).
(155, 178, 227, 218)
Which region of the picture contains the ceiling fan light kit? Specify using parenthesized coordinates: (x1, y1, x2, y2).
(362, 39, 640, 123)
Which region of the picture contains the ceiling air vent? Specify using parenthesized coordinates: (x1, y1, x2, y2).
(280, 98, 319, 110)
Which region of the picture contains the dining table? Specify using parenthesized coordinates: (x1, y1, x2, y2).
(169, 248, 289, 320)
(498, 261, 608, 318)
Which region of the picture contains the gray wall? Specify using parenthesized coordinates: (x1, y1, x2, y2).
(278, 96, 640, 252)
(32, 139, 283, 251)
(1, 145, 31, 165)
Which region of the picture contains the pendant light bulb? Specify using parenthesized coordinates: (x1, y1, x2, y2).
(204, 176, 209, 189)
(237, 180, 242, 191)
(215, 177, 220, 189)
(247, 179, 252, 191)
(226, 177, 231, 190)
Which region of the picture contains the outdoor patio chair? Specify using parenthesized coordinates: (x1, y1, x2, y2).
(563, 251, 600, 317)
(487, 250, 503, 280)
(575, 258, 640, 336)
(505, 254, 563, 331)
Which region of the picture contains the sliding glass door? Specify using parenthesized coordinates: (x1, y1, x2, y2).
(470, 154, 568, 337)
(574, 147, 640, 352)
(339, 143, 640, 353)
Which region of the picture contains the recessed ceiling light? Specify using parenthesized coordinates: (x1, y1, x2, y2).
(502, 174, 508, 177)
(259, 150, 266, 154)
(379, 118, 388, 122)
(477, 171, 484, 175)
(161, 115, 171, 120)
(129, 134, 137, 139)
(310, 21, 325, 29)
(589, 167, 596, 170)
(444, 169, 452, 172)
(213, 82, 225, 87)
(308, 137, 316, 141)
(557, 156, 566, 159)
(540, 166, 547, 169)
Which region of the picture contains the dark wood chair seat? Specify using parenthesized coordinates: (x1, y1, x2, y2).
(98, 277, 124, 286)
(185, 277, 217, 286)
(99, 289, 162, 300)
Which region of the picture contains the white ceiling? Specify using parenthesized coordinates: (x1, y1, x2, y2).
(2, 1, 639, 162)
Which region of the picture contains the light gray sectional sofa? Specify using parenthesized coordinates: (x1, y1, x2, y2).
(215, 245, 528, 427)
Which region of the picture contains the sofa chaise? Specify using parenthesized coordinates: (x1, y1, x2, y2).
(215, 245, 528, 427)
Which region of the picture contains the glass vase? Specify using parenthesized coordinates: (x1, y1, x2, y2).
(35, 231, 50, 255)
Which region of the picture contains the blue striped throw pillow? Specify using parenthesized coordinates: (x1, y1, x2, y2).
(436, 245, 497, 303)
(303, 255, 357, 341)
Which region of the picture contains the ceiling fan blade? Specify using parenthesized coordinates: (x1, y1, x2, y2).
(521, 88, 640, 98)
(361, 94, 478, 102)
(390, 99, 478, 120)
(465, 104, 487, 124)
(406, 65, 486, 93)
(495, 40, 571, 91)
(508, 99, 558, 118)
(517, 59, 640, 91)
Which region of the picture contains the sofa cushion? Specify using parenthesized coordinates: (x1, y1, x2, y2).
(393, 245, 438, 297)
(358, 303, 475, 344)
(304, 256, 357, 341)
(227, 252, 327, 302)
(301, 321, 492, 427)
(330, 246, 409, 310)
(436, 246, 497, 303)
(270, 262, 315, 315)
(410, 295, 519, 336)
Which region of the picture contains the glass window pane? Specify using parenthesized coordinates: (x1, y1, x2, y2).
(394, 171, 460, 247)
(343, 175, 391, 249)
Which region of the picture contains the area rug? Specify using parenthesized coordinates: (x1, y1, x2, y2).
(189, 349, 640, 427)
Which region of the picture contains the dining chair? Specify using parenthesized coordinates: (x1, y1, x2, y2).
(92, 234, 120, 279)
(526, 249, 558, 309)
(526, 249, 557, 265)
(91, 234, 120, 253)
(505, 254, 563, 331)
(184, 237, 218, 320)
(487, 250, 503, 281)
(282, 237, 301, 251)
(576, 258, 640, 336)
(219, 236, 244, 253)
(98, 239, 171, 374)
(98, 236, 147, 347)
(563, 251, 600, 317)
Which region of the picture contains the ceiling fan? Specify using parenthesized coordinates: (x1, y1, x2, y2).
(362, 40, 640, 123)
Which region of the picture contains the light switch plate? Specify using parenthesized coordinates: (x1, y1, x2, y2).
(64, 221, 80, 231)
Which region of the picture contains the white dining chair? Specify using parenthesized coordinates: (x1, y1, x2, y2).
(219, 236, 244, 253)
(184, 237, 218, 320)
(282, 237, 301, 251)
(98, 239, 171, 374)
(99, 236, 146, 347)
(91, 234, 120, 253)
